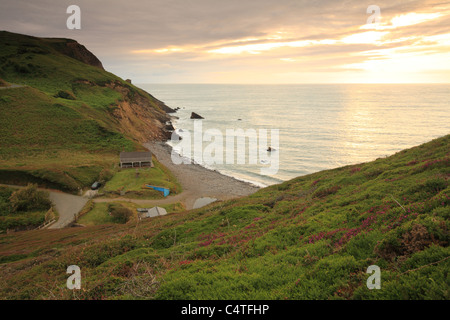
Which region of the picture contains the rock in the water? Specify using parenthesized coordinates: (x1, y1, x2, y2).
(56, 40, 105, 70)
(167, 107, 180, 113)
(190, 112, 204, 119)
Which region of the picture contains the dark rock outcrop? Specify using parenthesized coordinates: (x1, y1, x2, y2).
(54, 40, 105, 70)
(160, 103, 176, 113)
(0, 31, 177, 142)
(104, 80, 173, 141)
(54, 90, 76, 100)
(165, 121, 175, 131)
(191, 112, 204, 119)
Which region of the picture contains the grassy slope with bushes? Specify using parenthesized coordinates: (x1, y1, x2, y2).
(77, 200, 185, 227)
(0, 135, 448, 299)
(103, 156, 182, 198)
(0, 31, 171, 192)
(0, 185, 53, 232)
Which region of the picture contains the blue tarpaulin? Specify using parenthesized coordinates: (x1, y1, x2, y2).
(145, 185, 170, 197)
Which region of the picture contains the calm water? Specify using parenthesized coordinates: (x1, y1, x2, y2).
(140, 84, 450, 187)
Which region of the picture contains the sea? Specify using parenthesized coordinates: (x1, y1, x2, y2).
(139, 84, 450, 187)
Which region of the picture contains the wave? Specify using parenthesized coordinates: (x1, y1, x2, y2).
(165, 135, 269, 188)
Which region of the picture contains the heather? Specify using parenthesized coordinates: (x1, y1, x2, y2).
(0, 135, 448, 299)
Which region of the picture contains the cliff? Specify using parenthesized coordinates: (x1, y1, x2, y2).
(52, 39, 105, 70)
(0, 31, 174, 190)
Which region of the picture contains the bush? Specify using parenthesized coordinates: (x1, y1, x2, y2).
(0, 187, 13, 216)
(408, 176, 448, 197)
(54, 90, 76, 100)
(422, 177, 448, 194)
(9, 184, 52, 213)
(13, 63, 31, 74)
(108, 203, 133, 224)
(98, 168, 114, 183)
(313, 185, 341, 198)
(44, 207, 56, 222)
(346, 231, 383, 260)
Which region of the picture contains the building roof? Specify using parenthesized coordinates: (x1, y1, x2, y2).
(140, 206, 167, 218)
(120, 151, 152, 163)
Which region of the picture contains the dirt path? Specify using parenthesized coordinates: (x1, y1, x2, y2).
(0, 184, 88, 229)
(1, 141, 260, 228)
(0, 84, 26, 90)
(47, 192, 88, 229)
(94, 142, 260, 210)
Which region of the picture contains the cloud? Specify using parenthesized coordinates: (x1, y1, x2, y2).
(0, 0, 449, 83)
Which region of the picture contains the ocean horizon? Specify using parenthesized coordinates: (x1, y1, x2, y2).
(140, 83, 450, 187)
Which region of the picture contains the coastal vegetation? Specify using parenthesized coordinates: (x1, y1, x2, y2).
(0, 31, 173, 193)
(0, 134, 448, 299)
(0, 184, 53, 232)
(102, 157, 182, 199)
(0, 31, 447, 300)
(77, 201, 185, 227)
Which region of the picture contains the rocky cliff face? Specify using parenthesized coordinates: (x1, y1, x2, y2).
(0, 31, 174, 143)
(58, 38, 175, 142)
(54, 40, 105, 70)
(105, 80, 174, 142)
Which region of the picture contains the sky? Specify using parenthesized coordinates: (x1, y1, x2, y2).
(1, 0, 450, 83)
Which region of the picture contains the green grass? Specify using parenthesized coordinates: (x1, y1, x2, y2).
(0, 135, 448, 300)
(0, 31, 172, 192)
(0, 186, 50, 232)
(158, 202, 186, 213)
(103, 157, 182, 198)
(77, 200, 185, 227)
(0, 210, 47, 232)
(77, 203, 117, 226)
(77, 201, 138, 226)
(0, 87, 134, 155)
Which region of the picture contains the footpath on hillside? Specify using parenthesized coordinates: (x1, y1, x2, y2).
(93, 142, 260, 209)
(0, 142, 260, 228)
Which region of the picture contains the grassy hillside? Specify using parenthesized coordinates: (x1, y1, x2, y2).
(0, 185, 54, 232)
(0, 31, 173, 192)
(77, 201, 185, 227)
(102, 156, 182, 198)
(0, 135, 448, 300)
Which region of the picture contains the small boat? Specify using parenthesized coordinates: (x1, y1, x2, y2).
(144, 185, 170, 197)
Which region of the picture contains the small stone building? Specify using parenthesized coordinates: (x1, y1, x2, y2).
(119, 151, 153, 168)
